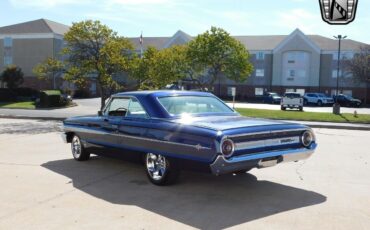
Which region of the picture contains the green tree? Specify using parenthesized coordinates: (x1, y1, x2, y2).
(0, 65, 24, 89)
(130, 45, 189, 89)
(347, 45, 370, 103)
(187, 27, 253, 92)
(34, 20, 135, 109)
(33, 57, 64, 89)
(130, 46, 159, 89)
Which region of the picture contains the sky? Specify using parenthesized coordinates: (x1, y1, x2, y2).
(0, 0, 369, 43)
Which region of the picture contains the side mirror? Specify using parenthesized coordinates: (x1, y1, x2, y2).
(97, 111, 103, 116)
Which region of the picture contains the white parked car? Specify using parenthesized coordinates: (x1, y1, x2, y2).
(303, 93, 334, 106)
(281, 93, 303, 111)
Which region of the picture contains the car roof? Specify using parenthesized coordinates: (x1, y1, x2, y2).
(112, 90, 216, 118)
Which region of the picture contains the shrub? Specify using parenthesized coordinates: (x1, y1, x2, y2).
(38, 90, 62, 107)
(0, 65, 24, 89)
(13, 87, 40, 98)
(73, 89, 91, 98)
(0, 88, 17, 102)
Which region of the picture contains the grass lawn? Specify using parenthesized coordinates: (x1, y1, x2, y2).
(0, 101, 36, 109)
(236, 108, 370, 124)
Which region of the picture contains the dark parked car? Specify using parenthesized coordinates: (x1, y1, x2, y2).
(62, 91, 317, 185)
(262, 92, 281, 104)
(333, 94, 361, 107)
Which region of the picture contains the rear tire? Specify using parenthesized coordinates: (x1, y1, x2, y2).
(71, 135, 90, 161)
(145, 153, 180, 186)
(317, 100, 322, 106)
(281, 106, 286, 111)
(299, 106, 303, 111)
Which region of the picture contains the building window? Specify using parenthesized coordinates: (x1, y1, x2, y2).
(342, 90, 352, 96)
(289, 69, 295, 77)
(333, 52, 354, 60)
(227, 87, 233, 96)
(344, 71, 353, 78)
(256, 52, 265, 60)
(296, 89, 305, 96)
(4, 57, 12, 66)
(332, 70, 342, 78)
(255, 88, 264, 96)
(256, 69, 264, 77)
(4, 37, 12, 47)
(285, 88, 295, 93)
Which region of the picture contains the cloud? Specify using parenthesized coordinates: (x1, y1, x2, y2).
(109, 0, 171, 5)
(9, 0, 89, 8)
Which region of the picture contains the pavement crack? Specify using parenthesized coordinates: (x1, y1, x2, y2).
(295, 161, 306, 181)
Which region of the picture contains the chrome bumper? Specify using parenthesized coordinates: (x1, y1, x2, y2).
(210, 143, 316, 175)
(61, 133, 67, 143)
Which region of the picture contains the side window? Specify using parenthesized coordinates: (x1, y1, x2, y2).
(104, 98, 130, 117)
(127, 98, 148, 118)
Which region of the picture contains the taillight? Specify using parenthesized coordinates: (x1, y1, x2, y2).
(221, 139, 235, 157)
(301, 130, 315, 147)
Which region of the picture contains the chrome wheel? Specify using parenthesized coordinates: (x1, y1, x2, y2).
(146, 153, 167, 181)
(71, 136, 82, 158)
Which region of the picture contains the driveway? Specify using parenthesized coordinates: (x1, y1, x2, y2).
(0, 118, 369, 229)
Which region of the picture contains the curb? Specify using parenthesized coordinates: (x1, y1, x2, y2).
(302, 123, 370, 131)
(1, 114, 370, 131)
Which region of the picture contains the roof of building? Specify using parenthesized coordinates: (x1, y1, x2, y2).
(0, 19, 367, 50)
(0, 19, 69, 35)
(128, 33, 367, 51)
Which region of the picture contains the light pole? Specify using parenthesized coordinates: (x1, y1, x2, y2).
(333, 35, 347, 114)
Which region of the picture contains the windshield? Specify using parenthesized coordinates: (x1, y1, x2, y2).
(318, 93, 327, 97)
(158, 96, 234, 116)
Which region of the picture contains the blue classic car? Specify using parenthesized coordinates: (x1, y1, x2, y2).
(62, 91, 317, 185)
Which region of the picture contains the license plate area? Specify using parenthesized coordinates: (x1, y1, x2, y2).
(258, 156, 281, 168)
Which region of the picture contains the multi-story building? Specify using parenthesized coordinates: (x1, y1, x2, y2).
(0, 19, 68, 89)
(129, 29, 369, 102)
(1, 19, 369, 102)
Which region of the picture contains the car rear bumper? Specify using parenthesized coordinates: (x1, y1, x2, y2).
(209, 143, 316, 175)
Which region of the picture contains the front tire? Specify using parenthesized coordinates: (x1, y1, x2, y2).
(317, 100, 322, 106)
(71, 135, 90, 161)
(145, 153, 179, 185)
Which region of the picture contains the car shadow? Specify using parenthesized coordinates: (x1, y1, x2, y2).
(42, 156, 326, 229)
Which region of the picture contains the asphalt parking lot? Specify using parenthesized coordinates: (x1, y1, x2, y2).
(0, 118, 369, 230)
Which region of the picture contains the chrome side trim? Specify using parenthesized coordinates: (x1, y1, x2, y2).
(209, 143, 316, 175)
(234, 136, 300, 151)
(63, 125, 211, 150)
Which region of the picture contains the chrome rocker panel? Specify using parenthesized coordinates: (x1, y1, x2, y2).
(210, 143, 317, 175)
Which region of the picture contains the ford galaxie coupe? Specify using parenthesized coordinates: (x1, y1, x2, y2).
(62, 91, 317, 185)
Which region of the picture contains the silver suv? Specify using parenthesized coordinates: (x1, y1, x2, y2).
(303, 93, 334, 106)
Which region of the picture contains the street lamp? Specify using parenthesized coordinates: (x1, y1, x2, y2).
(332, 35, 347, 114)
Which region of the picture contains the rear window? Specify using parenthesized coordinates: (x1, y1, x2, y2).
(284, 93, 301, 98)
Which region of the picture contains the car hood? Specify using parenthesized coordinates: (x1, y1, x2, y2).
(351, 99, 361, 102)
(172, 115, 300, 131)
